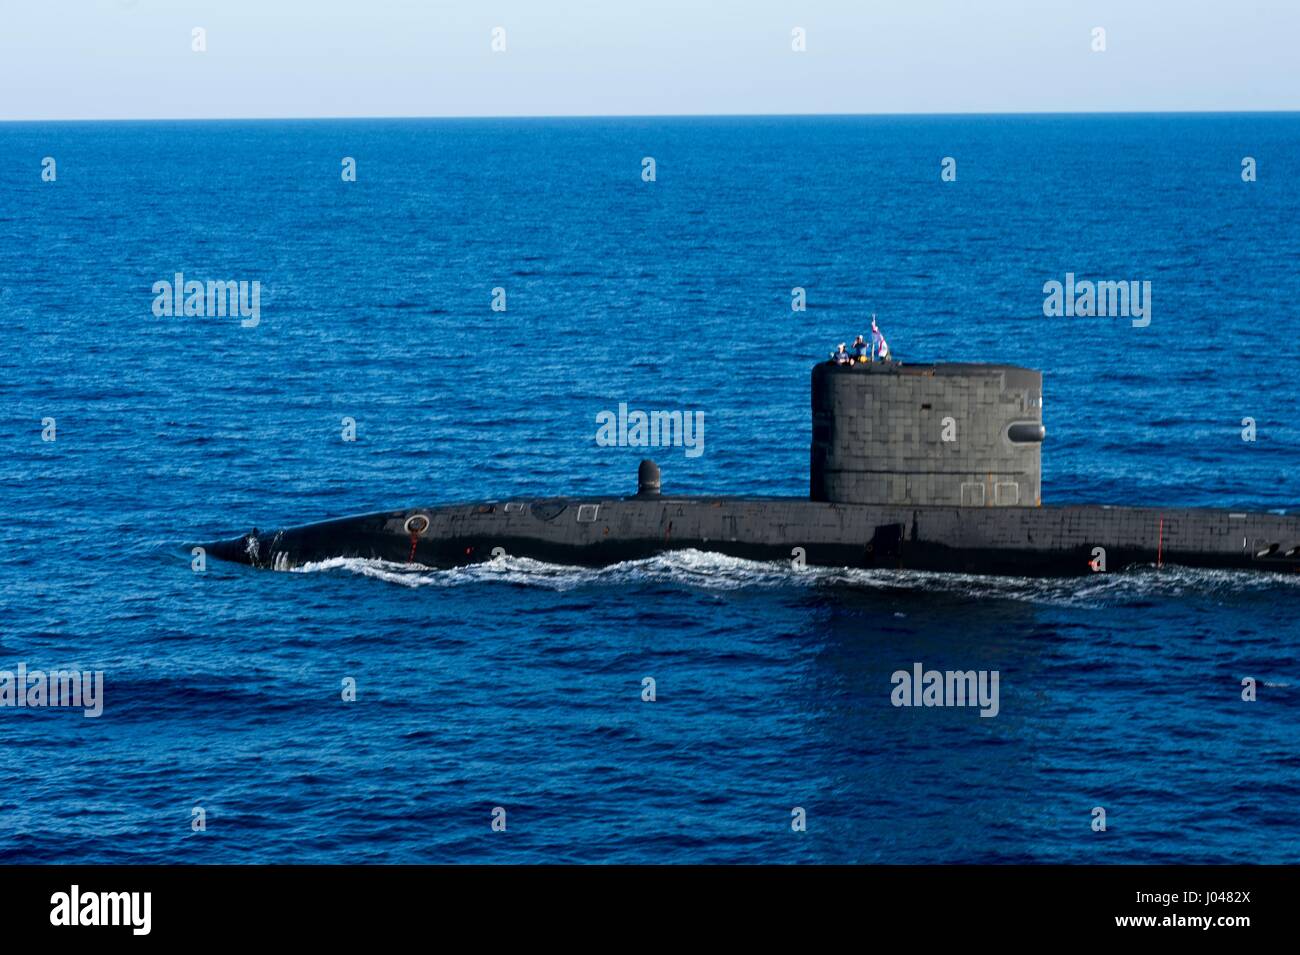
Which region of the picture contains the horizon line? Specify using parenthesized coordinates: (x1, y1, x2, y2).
(3, 108, 1299, 124)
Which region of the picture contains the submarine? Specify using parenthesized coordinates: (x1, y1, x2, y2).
(203, 360, 1300, 577)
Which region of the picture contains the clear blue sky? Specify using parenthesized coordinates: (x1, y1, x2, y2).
(2, 0, 1296, 120)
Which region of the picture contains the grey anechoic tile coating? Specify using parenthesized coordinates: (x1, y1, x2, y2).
(811, 362, 1043, 507)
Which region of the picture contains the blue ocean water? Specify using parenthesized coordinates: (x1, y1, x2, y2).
(1, 115, 1298, 864)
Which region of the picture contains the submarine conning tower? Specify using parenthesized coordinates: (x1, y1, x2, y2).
(810, 361, 1045, 507)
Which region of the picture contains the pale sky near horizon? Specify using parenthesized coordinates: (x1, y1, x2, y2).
(2, 0, 1297, 120)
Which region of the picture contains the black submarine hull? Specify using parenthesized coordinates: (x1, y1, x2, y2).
(203, 497, 1300, 577)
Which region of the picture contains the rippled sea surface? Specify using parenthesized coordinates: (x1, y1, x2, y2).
(1, 115, 1298, 863)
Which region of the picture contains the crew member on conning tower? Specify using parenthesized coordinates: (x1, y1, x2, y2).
(870, 315, 891, 362)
